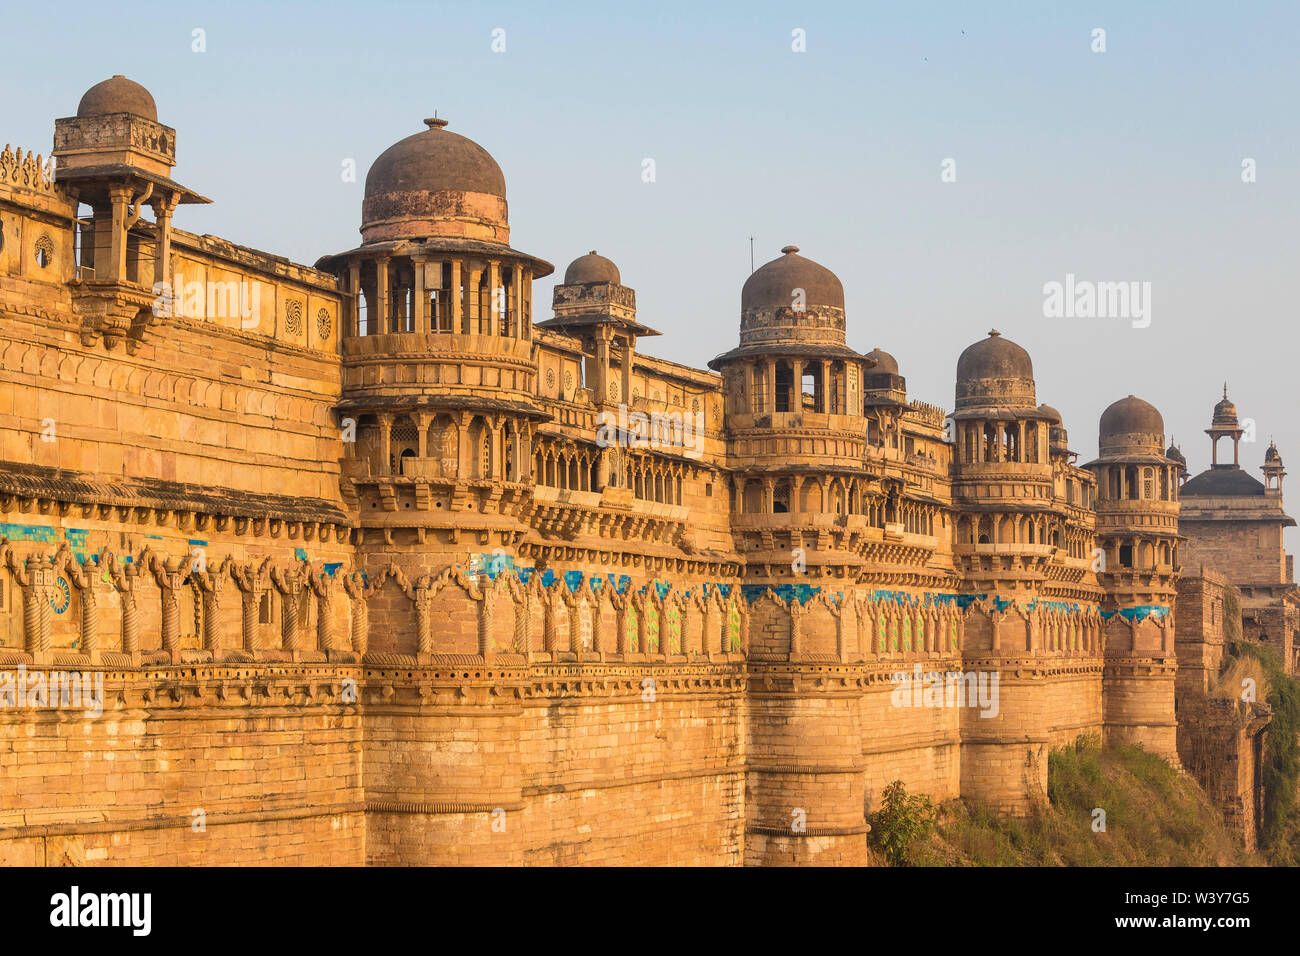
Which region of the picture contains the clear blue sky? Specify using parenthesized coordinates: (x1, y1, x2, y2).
(7, 0, 1300, 553)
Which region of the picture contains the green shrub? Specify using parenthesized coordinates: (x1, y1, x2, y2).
(869, 780, 936, 866)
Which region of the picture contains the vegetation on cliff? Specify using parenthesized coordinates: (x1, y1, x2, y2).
(1218, 632, 1300, 866)
(874, 736, 1258, 866)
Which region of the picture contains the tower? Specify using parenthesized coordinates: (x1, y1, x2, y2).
(317, 117, 554, 596)
(709, 245, 874, 865)
(1207, 385, 1245, 467)
(1084, 395, 1180, 758)
(709, 245, 875, 586)
(1263, 440, 1285, 494)
(949, 330, 1060, 600)
(53, 75, 209, 351)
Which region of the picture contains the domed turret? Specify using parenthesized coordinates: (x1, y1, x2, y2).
(564, 250, 620, 285)
(1263, 439, 1286, 492)
(735, 245, 847, 351)
(561, 251, 621, 283)
(954, 330, 1036, 409)
(864, 348, 898, 375)
(1212, 384, 1238, 427)
(361, 118, 509, 243)
(741, 246, 844, 313)
(76, 75, 157, 121)
(1099, 395, 1164, 456)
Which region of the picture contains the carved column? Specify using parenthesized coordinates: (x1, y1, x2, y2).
(377, 412, 394, 477)
(479, 593, 494, 661)
(415, 583, 433, 658)
(79, 577, 98, 661)
(152, 556, 185, 663)
(314, 575, 336, 653)
(343, 572, 370, 658)
(12, 554, 54, 663)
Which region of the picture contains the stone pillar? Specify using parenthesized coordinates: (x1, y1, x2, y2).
(20, 555, 54, 663)
(78, 578, 99, 662)
(378, 412, 393, 476)
(450, 259, 463, 332)
(457, 412, 473, 478)
(151, 193, 178, 290)
(413, 257, 428, 334)
(348, 260, 361, 335)
(156, 562, 183, 664)
(416, 586, 434, 658)
(467, 263, 482, 334)
(200, 588, 220, 656)
(108, 185, 132, 283)
(240, 589, 259, 654)
(622, 338, 634, 404)
(594, 327, 612, 404)
(488, 260, 501, 335)
(479, 595, 494, 661)
(415, 411, 430, 459)
(375, 256, 390, 334)
(512, 263, 524, 337)
(766, 357, 777, 415)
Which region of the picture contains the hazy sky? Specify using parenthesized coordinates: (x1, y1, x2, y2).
(6, 1, 1299, 551)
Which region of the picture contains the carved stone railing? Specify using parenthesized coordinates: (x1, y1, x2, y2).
(0, 145, 57, 193)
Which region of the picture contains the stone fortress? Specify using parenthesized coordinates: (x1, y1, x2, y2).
(0, 76, 1293, 865)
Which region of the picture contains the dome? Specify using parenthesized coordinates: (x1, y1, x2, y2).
(365, 119, 505, 199)
(741, 246, 844, 313)
(564, 250, 620, 285)
(1212, 385, 1239, 427)
(1100, 395, 1164, 441)
(957, 330, 1033, 384)
(1038, 404, 1062, 425)
(1265, 441, 1282, 463)
(77, 75, 157, 121)
(361, 118, 509, 243)
(865, 348, 899, 375)
(954, 330, 1035, 408)
(1166, 441, 1186, 465)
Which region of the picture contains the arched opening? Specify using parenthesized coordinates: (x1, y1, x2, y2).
(773, 479, 791, 514)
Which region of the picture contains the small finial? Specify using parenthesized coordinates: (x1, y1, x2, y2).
(423, 116, 448, 129)
(988, 329, 1001, 337)
(781, 245, 799, 254)
(1223, 381, 1229, 399)
(589, 250, 597, 255)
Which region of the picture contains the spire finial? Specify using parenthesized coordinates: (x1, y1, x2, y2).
(1223, 381, 1229, 399)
